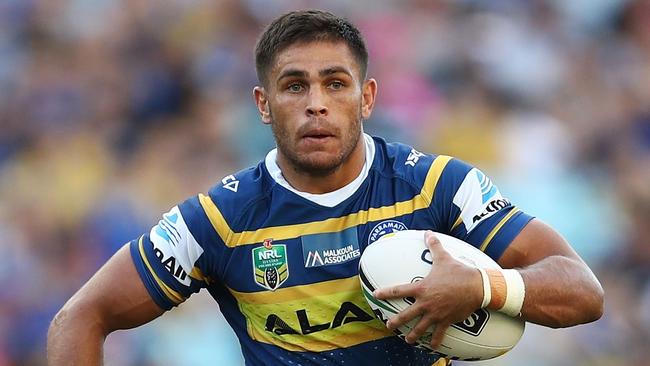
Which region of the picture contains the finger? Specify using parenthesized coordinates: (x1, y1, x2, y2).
(385, 303, 423, 331)
(404, 314, 436, 344)
(429, 322, 450, 350)
(373, 282, 417, 300)
(424, 231, 452, 261)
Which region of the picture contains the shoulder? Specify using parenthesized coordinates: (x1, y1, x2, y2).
(193, 161, 274, 241)
(174, 162, 269, 221)
(371, 136, 471, 191)
(207, 161, 271, 206)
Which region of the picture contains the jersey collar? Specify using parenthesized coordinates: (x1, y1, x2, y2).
(264, 133, 376, 207)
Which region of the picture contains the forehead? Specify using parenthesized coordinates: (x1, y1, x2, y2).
(270, 41, 360, 80)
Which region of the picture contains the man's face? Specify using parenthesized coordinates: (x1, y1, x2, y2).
(255, 41, 376, 177)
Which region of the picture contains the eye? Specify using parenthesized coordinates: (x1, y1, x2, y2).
(287, 83, 304, 93)
(329, 81, 344, 90)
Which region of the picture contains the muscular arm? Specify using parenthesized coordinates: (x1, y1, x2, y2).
(47, 244, 165, 365)
(499, 219, 604, 327)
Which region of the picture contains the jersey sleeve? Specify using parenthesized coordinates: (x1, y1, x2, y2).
(129, 195, 215, 310)
(429, 157, 534, 261)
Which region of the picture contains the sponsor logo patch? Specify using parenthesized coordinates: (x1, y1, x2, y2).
(149, 206, 203, 287)
(405, 148, 425, 167)
(302, 227, 360, 268)
(476, 170, 498, 203)
(252, 240, 289, 291)
(453, 168, 509, 232)
(368, 220, 407, 244)
(264, 301, 374, 336)
(222, 174, 239, 193)
(155, 212, 180, 246)
(472, 198, 511, 224)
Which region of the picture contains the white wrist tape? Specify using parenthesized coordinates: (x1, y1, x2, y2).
(499, 269, 526, 317)
(477, 267, 491, 309)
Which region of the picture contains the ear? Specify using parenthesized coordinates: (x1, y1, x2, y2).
(361, 78, 377, 120)
(253, 86, 272, 124)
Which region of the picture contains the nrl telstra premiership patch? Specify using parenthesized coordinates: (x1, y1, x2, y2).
(252, 239, 289, 291)
(302, 227, 360, 268)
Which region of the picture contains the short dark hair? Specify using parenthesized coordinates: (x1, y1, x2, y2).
(255, 10, 369, 86)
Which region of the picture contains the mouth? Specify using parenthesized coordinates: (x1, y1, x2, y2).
(303, 133, 333, 140)
(301, 127, 336, 142)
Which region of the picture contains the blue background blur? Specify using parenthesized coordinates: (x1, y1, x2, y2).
(1, 0, 649, 365)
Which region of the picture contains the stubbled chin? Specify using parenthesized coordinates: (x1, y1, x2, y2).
(293, 150, 343, 173)
(299, 149, 338, 163)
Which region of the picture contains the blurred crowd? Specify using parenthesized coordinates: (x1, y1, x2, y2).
(0, 0, 648, 365)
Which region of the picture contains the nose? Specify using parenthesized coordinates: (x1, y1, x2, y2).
(305, 89, 328, 117)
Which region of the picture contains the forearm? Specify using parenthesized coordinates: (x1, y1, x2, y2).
(514, 255, 604, 328)
(47, 244, 165, 365)
(490, 219, 604, 327)
(47, 306, 107, 365)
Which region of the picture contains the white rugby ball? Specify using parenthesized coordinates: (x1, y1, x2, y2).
(359, 230, 525, 361)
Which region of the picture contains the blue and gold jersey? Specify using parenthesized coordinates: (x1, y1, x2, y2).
(130, 136, 533, 366)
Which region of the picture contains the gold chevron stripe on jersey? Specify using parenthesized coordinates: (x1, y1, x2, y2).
(137, 236, 185, 304)
(451, 215, 463, 231)
(199, 155, 453, 247)
(230, 274, 363, 304)
(479, 208, 521, 252)
(228, 276, 393, 352)
(432, 358, 451, 366)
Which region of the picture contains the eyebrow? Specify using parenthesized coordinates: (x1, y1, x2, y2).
(276, 66, 353, 82)
(319, 66, 353, 78)
(277, 69, 307, 82)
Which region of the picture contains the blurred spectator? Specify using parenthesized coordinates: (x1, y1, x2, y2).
(1, 0, 648, 365)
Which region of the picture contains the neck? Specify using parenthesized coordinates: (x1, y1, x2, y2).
(277, 138, 366, 194)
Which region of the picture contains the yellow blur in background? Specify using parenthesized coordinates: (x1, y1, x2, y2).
(1, 1, 649, 365)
